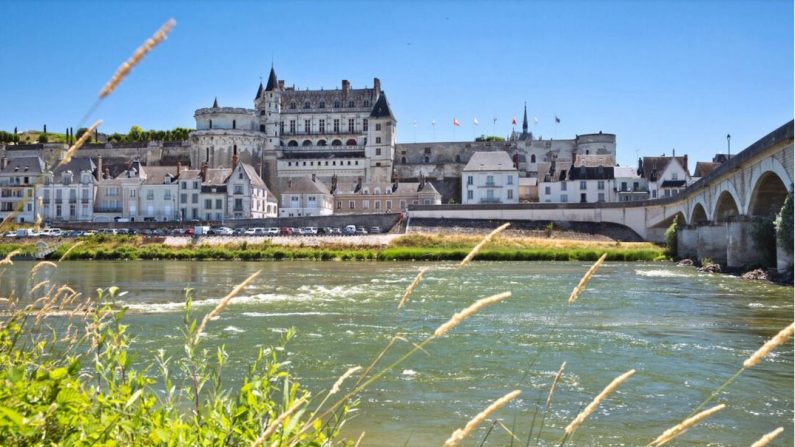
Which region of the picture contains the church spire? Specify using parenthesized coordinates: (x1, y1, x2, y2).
(522, 102, 528, 134)
(212, 97, 219, 108)
(265, 65, 278, 91)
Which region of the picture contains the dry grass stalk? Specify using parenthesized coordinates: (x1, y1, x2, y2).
(568, 252, 608, 304)
(353, 431, 366, 447)
(442, 389, 521, 447)
(59, 241, 84, 261)
(31, 261, 57, 276)
(62, 120, 102, 164)
(0, 249, 22, 266)
(458, 223, 510, 268)
(564, 369, 635, 436)
(398, 267, 428, 309)
(99, 19, 176, 98)
(648, 403, 725, 446)
(433, 291, 511, 337)
(192, 270, 261, 346)
(743, 322, 794, 368)
(546, 361, 566, 407)
(30, 280, 50, 295)
(329, 366, 362, 395)
(750, 427, 784, 447)
(250, 394, 309, 447)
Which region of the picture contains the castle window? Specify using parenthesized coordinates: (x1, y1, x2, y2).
(332, 139, 342, 146)
(319, 101, 325, 108)
(334, 100, 340, 108)
(375, 148, 381, 156)
(364, 100, 370, 108)
(209, 119, 212, 129)
(363, 119, 368, 131)
(304, 120, 311, 134)
(289, 120, 296, 134)
(401, 156, 406, 164)
(259, 124, 265, 132)
(333, 119, 340, 133)
(346, 139, 357, 146)
(280, 122, 284, 134)
(348, 119, 354, 133)
(376, 137, 382, 144)
(424, 156, 429, 163)
(348, 101, 355, 108)
(303, 101, 310, 109)
(260, 110, 265, 116)
(424, 147, 431, 154)
(232, 119, 236, 129)
(455, 154, 461, 162)
(317, 140, 327, 146)
(302, 140, 312, 146)
(531, 154, 536, 163)
(288, 140, 298, 147)
(376, 123, 382, 131)
(319, 119, 325, 133)
(289, 102, 296, 109)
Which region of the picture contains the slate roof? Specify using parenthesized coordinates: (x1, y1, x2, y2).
(140, 166, 181, 185)
(660, 180, 687, 188)
(694, 161, 721, 178)
(265, 66, 278, 91)
(613, 166, 640, 178)
(255, 81, 263, 100)
(334, 180, 440, 196)
(284, 177, 331, 195)
(463, 151, 516, 172)
(1, 157, 45, 175)
(369, 92, 394, 119)
(641, 156, 688, 181)
(52, 157, 95, 175)
(239, 163, 267, 189)
(567, 166, 614, 180)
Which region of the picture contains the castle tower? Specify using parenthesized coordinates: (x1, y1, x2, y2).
(255, 65, 282, 197)
(365, 90, 395, 182)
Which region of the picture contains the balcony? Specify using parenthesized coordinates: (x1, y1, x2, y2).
(81, 198, 90, 204)
(95, 207, 122, 213)
(283, 144, 365, 153)
(479, 198, 503, 204)
(69, 198, 77, 204)
(479, 183, 502, 188)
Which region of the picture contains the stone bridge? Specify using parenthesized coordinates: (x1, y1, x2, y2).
(409, 120, 794, 269)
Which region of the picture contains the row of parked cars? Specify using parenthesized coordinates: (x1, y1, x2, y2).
(3, 225, 383, 238)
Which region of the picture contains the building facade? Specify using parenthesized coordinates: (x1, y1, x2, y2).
(461, 152, 519, 204)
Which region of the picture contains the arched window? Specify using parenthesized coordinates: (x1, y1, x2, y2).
(346, 139, 357, 146)
(331, 139, 342, 146)
(401, 156, 407, 164)
(317, 140, 327, 146)
(334, 101, 340, 108)
(288, 140, 298, 147)
(209, 119, 212, 129)
(303, 101, 310, 109)
(259, 124, 265, 132)
(302, 140, 312, 146)
(232, 119, 236, 129)
(531, 154, 536, 163)
(233, 144, 237, 155)
(319, 101, 325, 108)
(348, 101, 355, 108)
(363, 100, 370, 108)
(424, 156, 429, 163)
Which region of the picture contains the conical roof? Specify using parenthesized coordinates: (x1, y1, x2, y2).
(265, 66, 279, 91)
(212, 97, 219, 108)
(369, 93, 394, 119)
(255, 81, 263, 99)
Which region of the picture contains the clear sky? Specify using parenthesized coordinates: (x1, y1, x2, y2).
(1, 0, 792, 166)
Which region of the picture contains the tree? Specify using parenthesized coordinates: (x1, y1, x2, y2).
(664, 214, 681, 258)
(37, 133, 48, 143)
(776, 193, 793, 255)
(127, 125, 144, 142)
(75, 128, 92, 144)
(475, 135, 506, 142)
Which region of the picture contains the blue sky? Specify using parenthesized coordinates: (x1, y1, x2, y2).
(1, 0, 792, 166)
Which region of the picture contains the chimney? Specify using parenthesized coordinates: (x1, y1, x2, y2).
(176, 161, 181, 177)
(96, 155, 103, 180)
(342, 79, 350, 95)
(103, 167, 110, 179)
(231, 153, 239, 169)
(373, 78, 381, 97)
(311, 173, 316, 182)
(201, 162, 208, 181)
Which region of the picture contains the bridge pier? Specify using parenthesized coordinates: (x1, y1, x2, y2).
(777, 245, 793, 273)
(696, 225, 728, 265)
(726, 220, 762, 268)
(677, 226, 699, 260)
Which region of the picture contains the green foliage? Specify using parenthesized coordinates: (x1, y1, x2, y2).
(750, 216, 777, 268)
(664, 214, 681, 258)
(545, 222, 555, 238)
(775, 193, 793, 254)
(475, 135, 506, 142)
(0, 286, 349, 446)
(36, 133, 48, 143)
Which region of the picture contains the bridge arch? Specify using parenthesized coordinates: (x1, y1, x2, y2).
(746, 157, 792, 217)
(689, 200, 710, 224)
(712, 180, 743, 220)
(714, 190, 740, 222)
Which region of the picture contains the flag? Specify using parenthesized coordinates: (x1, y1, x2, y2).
(511, 117, 517, 125)
(453, 118, 460, 127)
(533, 116, 539, 124)
(493, 117, 497, 125)
(473, 117, 479, 126)
(555, 115, 561, 123)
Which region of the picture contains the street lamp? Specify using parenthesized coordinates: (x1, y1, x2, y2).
(726, 133, 731, 159)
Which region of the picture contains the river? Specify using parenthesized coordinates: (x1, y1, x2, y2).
(4, 260, 792, 446)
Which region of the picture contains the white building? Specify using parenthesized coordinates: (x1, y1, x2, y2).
(37, 157, 97, 222)
(539, 166, 614, 203)
(640, 155, 691, 199)
(0, 157, 45, 223)
(279, 175, 334, 217)
(332, 175, 441, 214)
(461, 152, 519, 204)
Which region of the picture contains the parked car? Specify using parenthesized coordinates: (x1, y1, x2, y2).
(212, 226, 234, 236)
(243, 228, 257, 235)
(40, 228, 63, 237)
(320, 227, 334, 235)
(280, 227, 293, 236)
(252, 227, 268, 235)
(16, 229, 40, 238)
(293, 227, 305, 236)
(344, 225, 357, 235)
(303, 227, 318, 235)
(355, 226, 368, 235)
(4, 231, 17, 238)
(233, 227, 246, 236)
(331, 227, 343, 235)
(266, 227, 280, 235)
(369, 226, 382, 234)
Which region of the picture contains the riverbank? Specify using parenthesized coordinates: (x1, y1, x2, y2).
(0, 232, 666, 262)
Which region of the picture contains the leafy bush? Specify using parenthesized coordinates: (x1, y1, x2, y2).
(750, 216, 777, 267)
(664, 215, 681, 259)
(775, 193, 793, 254)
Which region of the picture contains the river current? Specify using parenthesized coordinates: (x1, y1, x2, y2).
(4, 260, 792, 446)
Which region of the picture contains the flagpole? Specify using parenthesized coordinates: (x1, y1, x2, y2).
(431, 120, 436, 141)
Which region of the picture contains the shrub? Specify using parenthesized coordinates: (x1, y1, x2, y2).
(545, 222, 555, 238)
(664, 215, 681, 259)
(775, 192, 793, 254)
(750, 216, 777, 267)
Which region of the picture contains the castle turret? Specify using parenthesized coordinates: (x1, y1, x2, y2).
(366, 92, 396, 182)
(256, 65, 283, 197)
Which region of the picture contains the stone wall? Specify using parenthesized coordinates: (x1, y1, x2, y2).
(407, 217, 644, 241)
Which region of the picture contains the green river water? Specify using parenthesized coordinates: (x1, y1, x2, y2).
(4, 260, 793, 446)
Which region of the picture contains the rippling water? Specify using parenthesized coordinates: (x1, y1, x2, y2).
(5, 260, 792, 446)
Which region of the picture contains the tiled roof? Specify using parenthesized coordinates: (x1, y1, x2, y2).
(694, 161, 721, 178)
(53, 157, 95, 175)
(641, 156, 688, 180)
(284, 177, 331, 195)
(369, 92, 394, 119)
(1, 156, 45, 175)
